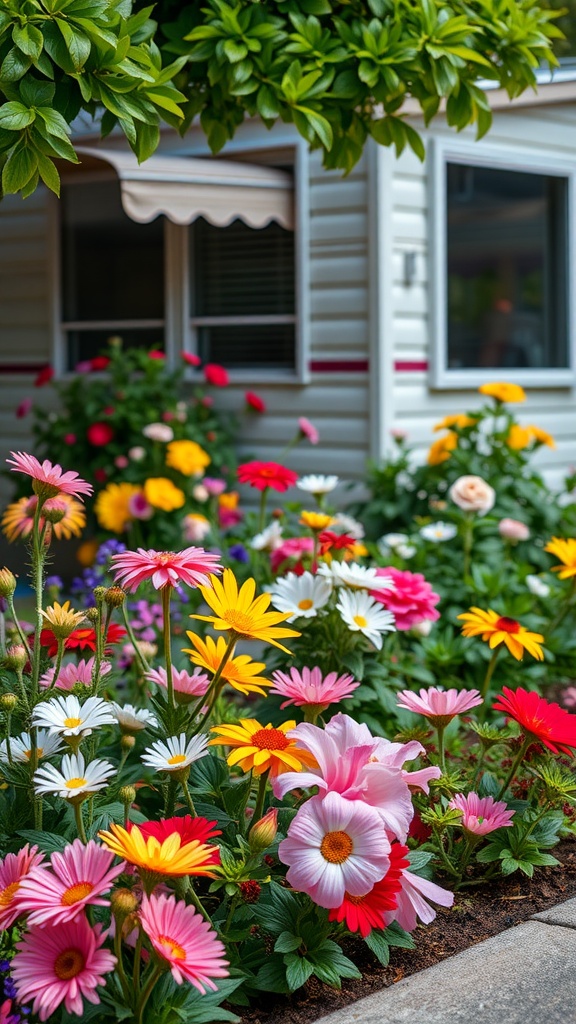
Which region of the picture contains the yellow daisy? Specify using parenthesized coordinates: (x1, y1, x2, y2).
(544, 537, 576, 579)
(427, 432, 458, 466)
(183, 633, 271, 696)
(506, 424, 532, 451)
(218, 492, 240, 510)
(190, 569, 300, 653)
(458, 607, 544, 661)
(209, 718, 314, 777)
(300, 511, 334, 532)
(478, 382, 526, 404)
(432, 414, 477, 432)
(143, 477, 185, 512)
(98, 822, 218, 877)
(95, 483, 141, 533)
(526, 424, 555, 449)
(166, 440, 211, 476)
(40, 601, 86, 639)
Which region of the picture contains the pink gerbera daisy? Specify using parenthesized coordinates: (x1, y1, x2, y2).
(396, 687, 483, 726)
(139, 892, 229, 992)
(270, 666, 359, 711)
(15, 840, 125, 926)
(111, 546, 222, 591)
(278, 791, 391, 909)
(146, 666, 210, 702)
(0, 845, 44, 930)
(449, 793, 515, 836)
(11, 918, 116, 1021)
(299, 417, 319, 444)
(40, 657, 111, 691)
(7, 452, 93, 500)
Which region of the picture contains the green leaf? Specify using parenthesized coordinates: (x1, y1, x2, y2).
(364, 929, 390, 965)
(255, 958, 290, 994)
(1, 46, 32, 81)
(2, 144, 37, 193)
(18, 829, 68, 852)
(57, 18, 91, 71)
(13, 23, 44, 59)
(36, 106, 71, 140)
(382, 920, 416, 949)
(295, 105, 333, 149)
(35, 149, 60, 194)
(223, 38, 248, 63)
(132, 120, 160, 161)
(274, 931, 302, 954)
(19, 79, 55, 107)
(284, 952, 315, 991)
(0, 100, 35, 130)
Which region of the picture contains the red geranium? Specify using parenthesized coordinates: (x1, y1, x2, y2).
(328, 843, 409, 937)
(87, 422, 114, 446)
(40, 622, 126, 657)
(238, 460, 298, 493)
(318, 531, 357, 556)
(245, 391, 266, 413)
(148, 350, 165, 360)
(34, 365, 54, 387)
(493, 686, 576, 755)
(182, 352, 202, 367)
(204, 363, 229, 387)
(90, 356, 110, 371)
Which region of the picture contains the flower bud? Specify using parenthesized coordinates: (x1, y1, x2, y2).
(85, 607, 99, 623)
(0, 568, 17, 598)
(0, 693, 18, 713)
(249, 808, 278, 852)
(121, 734, 136, 753)
(119, 785, 136, 806)
(93, 586, 107, 604)
(110, 888, 139, 919)
(105, 587, 126, 608)
(3, 644, 27, 671)
(239, 880, 261, 904)
(42, 498, 67, 524)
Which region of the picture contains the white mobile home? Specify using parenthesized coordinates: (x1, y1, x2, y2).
(1, 68, 576, 505)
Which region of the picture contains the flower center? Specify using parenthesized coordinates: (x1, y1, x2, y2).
(320, 830, 353, 864)
(158, 935, 186, 960)
(65, 777, 87, 789)
(63, 717, 83, 729)
(353, 615, 368, 629)
(495, 617, 520, 634)
(298, 599, 314, 611)
(252, 728, 290, 751)
(157, 552, 176, 564)
(224, 610, 256, 635)
(24, 747, 42, 760)
(167, 754, 187, 765)
(54, 948, 85, 980)
(0, 881, 20, 906)
(61, 881, 94, 906)
(344, 892, 365, 905)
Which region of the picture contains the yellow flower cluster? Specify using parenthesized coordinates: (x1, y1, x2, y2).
(165, 440, 210, 477)
(506, 424, 555, 451)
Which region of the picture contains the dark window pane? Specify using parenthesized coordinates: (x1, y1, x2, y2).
(446, 163, 568, 370)
(61, 181, 164, 322)
(197, 323, 295, 369)
(65, 329, 164, 371)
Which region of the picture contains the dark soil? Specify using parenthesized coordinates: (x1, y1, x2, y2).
(238, 838, 576, 1024)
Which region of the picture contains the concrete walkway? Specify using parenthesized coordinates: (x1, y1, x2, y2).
(316, 897, 576, 1024)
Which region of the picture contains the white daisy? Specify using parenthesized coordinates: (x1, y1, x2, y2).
(377, 533, 409, 556)
(269, 571, 332, 621)
(296, 474, 339, 496)
(31, 695, 116, 738)
(526, 574, 551, 598)
(34, 751, 115, 799)
(331, 513, 365, 540)
(251, 520, 284, 551)
(336, 590, 396, 650)
(395, 543, 416, 559)
(0, 730, 64, 764)
(110, 702, 158, 733)
(141, 733, 209, 773)
(420, 522, 458, 543)
(318, 562, 393, 591)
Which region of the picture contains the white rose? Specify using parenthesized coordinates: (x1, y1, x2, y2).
(449, 475, 495, 515)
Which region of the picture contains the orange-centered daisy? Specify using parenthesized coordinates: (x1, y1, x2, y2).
(190, 569, 300, 653)
(544, 537, 576, 580)
(458, 607, 544, 661)
(209, 719, 315, 777)
(183, 633, 271, 697)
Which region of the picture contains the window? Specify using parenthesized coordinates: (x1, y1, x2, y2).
(431, 142, 575, 388)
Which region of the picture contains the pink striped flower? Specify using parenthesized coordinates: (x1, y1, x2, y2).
(139, 892, 229, 992)
(449, 793, 514, 836)
(396, 687, 483, 725)
(270, 666, 360, 711)
(384, 847, 454, 932)
(146, 666, 210, 703)
(11, 918, 116, 1020)
(0, 845, 44, 930)
(40, 657, 111, 691)
(279, 791, 391, 909)
(111, 546, 222, 591)
(15, 840, 125, 926)
(7, 452, 93, 500)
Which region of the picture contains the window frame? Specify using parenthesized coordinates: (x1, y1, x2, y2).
(50, 136, 309, 384)
(429, 137, 576, 390)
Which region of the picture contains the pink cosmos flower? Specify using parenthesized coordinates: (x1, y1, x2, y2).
(128, 493, 154, 521)
(139, 892, 229, 992)
(0, 845, 44, 929)
(146, 666, 210, 702)
(397, 687, 483, 725)
(111, 546, 222, 591)
(40, 657, 111, 691)
(449, 793, 515, 836)
(7, 452, 93, 500)
(299, 417, 319, 444)
(371, 567, 440, 630)
(270, 666, 360, 710)
(15, 839, 125, 926)
(270, 536, 314, 576)
(279, 791, 391, 909)
(11, 918, 116, 1021)
(203, 478, 227, 497)
(384, 848, 454, 932)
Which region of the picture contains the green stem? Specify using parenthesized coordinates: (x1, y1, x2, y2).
(435, 724, 447, 774)
(547, 578, 576, 635)
(496, 735, 532, 801)
(188, 634, 236, 735)
(121, 604, 151, 675)
(462, 511, 474, 581)
(113, 920, 133, 1005)
(30, 501, 47, 699)
(48, 639, 65, 691)
(74, 800, 87, 843)
(6, 597, 32, 661)
(162, 586, 174, 719)
(188, 884, 216, 928)
(258, 487, 269, 533)
(478, 647, 500, 718)
(134, 962, 163, 1024)
(132, 930, 144, 993)
(182, 778, 196, 816)
(4, 714, 12, 765)
(433, 831, 460, 877)
(223, 893, 240, 935)
(250, 769, 270, 831)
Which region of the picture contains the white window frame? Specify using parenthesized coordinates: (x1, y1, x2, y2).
(50, 134, 309, 384)
(429, 136, 576, 390)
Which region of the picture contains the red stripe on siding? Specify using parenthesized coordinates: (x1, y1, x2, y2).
(309, 360, 369, 373)
(394, 360, 429, 372)
(0, 363, 48, 374)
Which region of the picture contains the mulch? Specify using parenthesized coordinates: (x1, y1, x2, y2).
(237, 838, 576, 1024)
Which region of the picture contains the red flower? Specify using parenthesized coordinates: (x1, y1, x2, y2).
(34, 365, 54, 387)
(16, 398, 32, 419)
(87, 422, 114, 446)
(238, 461, 298, 493)
(245, 391, 266, 413)
(103, 406, 115, 416)
(134, 816, 221, 866)
(182, 352, 202, 367)
(328, 843, 409, 937)
(493, 686, 576, 755)
(94, 468, 108, 483)
(64, 433, 76, 445)
(204, 363, 229, 387)
(318, 531, 357, 556)
(40, 622, 126, 657)
(90, 356, 110, 371)
(148, 350, 165, 360)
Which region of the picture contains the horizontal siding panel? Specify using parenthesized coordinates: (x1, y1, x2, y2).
(391, 209, 427, 244)
(310, 255, 368, 286)
(309, 211, 368, 244)
(0, 273, 47, 302)
(0, 239, 48, 263)
(0, 214, 47, 242)
(392, 283, 427, 316)
(1, 300, 49, 329)
(311, 320, 369, 349)
(236, 444, 370, 480)
(310, 286, 368, 318)
(392, 177, 428, 211)
(309, 179, 367, 212)
(214, 385, 369, 417)
(240, 415, 369, 446)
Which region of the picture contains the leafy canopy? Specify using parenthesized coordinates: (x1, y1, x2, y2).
(0, 0, 563, 198)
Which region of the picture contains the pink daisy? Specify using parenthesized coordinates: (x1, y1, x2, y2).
(139, 892, 229, 992)
(278, 791, 391, 909)
(146, 666, 210, 702)
(384, 852, 454, 932)
(40, 657, 111, 691)
(7, 452, 93, 500)
(0, 845, 45, 930)
(396, 687, 483, 726)
(449, 793, 515, 836)
(15, 839, 125, 926)
(371, 567, 440, 631)
(299, 417, 319, 444)
(111, 546, 222, 591)
(11, 918, 116, 1020)
(270, 666, 360, 710)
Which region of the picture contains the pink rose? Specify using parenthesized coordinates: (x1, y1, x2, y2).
(270, 536, 314, 576)
(371, 566, 440, 631)
(498, 518, 530, 542)
(449, 475, 495, 515)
